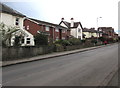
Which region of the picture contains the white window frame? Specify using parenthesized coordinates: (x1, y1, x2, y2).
(55, 28, 59, 32)
(45, 26, 49, 31)
(62, 37, 65, 40)
(15, 18, 19, 26)
(56, 37, 59, 40)
(62, 30, 65, 33)
(26, 38, 31, 44)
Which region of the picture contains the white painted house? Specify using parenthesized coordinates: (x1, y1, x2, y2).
(59, 18, 83, 40)
(0, 3, 34, 46)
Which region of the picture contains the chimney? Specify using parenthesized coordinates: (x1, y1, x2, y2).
(71, 18, 74, 27)
(61, 18, 64, 21)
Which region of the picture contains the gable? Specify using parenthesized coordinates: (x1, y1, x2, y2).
(59, 21, 69, 28)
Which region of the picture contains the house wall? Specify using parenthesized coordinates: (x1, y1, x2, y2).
(77, 25, 83, 39)
(83, 32, 91, 38)
(1, 13, 23, 29)
(91, 33, 97, 37)
(71, 28, 77, 38)
(1, 13, 34, 46)
(24, 19, 42, 35)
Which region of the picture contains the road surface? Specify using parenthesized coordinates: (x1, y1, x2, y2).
(2, 44, 118, 86)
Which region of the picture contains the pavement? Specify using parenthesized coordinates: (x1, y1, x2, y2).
(2, 43, 118, 86)
(1, 43, 117, 67)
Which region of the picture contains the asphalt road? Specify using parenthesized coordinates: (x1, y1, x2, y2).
(2, 44, 118, 86)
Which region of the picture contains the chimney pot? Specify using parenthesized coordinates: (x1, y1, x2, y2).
(71, 18, 74, 20)
(61, 18, 64, 21)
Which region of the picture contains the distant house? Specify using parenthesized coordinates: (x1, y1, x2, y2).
(59, 18, 83, 40)
(98, 27, 115, 39)
(24, 18, 70, 43)
(0, 3, 34, 46)
(83, 28, 99, 39)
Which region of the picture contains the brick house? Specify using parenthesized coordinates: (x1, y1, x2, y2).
(24, 18, 70, 43)
(98, 27, 115, 39)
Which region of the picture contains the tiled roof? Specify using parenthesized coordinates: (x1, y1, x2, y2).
(83, 28, 99, 33)
(0, 3, 25, 17)
(29, 18, 69, 30)
(60, 21, 83, 29)
(83, 28, 90, 32)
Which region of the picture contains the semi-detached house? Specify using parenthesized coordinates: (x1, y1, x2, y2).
(0, 3, 34, 46)
(24, 18, 70, 42)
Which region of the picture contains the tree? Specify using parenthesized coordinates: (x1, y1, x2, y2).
(0, 23, 20, 46)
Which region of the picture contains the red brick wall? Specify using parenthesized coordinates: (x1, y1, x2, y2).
(24, 19, 69, 41)
(24, 19, 41, 35)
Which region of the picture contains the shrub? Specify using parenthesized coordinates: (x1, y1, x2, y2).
(55, 40, 71, 46)
(34, 33, 48, 46)
(68, 38, 81, 45)
(91, 39, 97, 45)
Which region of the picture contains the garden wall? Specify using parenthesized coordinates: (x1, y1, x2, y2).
(2, 46, 55, 61)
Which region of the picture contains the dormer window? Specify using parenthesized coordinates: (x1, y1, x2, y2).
(15, 18, 19, 26)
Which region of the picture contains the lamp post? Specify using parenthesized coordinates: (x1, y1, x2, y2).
(97, 17, 102, 42)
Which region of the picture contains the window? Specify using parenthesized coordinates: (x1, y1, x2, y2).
(62, 30, 65, 33)
(15, 18, 19, 26)
(62, 37, 65, 40)
(26, 38, 30, 44)
(21, 38, 24, 43)
(27, 25, 29, 30)
(55, 28, 59, 32)
(78, 28, 81, 32)
(56, 37, 59, 40)
(45, 26, 49, 31)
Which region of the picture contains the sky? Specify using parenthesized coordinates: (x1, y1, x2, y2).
(1, 0, 119, 33)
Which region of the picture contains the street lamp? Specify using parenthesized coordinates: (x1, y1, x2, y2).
(96, 17, 102, 42)
(97, 17, 102, 30)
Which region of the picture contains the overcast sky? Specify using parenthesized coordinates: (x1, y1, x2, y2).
(2, 0, 119, 33)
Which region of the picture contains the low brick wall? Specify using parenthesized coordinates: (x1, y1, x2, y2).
(2, 46, 55, 61)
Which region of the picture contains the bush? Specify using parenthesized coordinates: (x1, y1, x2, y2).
(34, 33, 48, 46)
(68, 38, 81, 45)
(91, 39, 97, 45)
(55, 40, 71, 46)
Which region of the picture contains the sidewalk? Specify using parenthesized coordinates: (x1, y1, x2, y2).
(1, 44, 114, 67)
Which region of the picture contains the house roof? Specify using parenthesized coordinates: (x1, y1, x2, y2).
(83, 28, 99, 33)
(28, 18, 69, 30)
(83, 28, 90, 32)
(0, 3, 26, 17)
(59, 21, 83, 29)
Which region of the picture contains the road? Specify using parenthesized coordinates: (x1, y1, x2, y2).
(2, 44, 118, 86)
